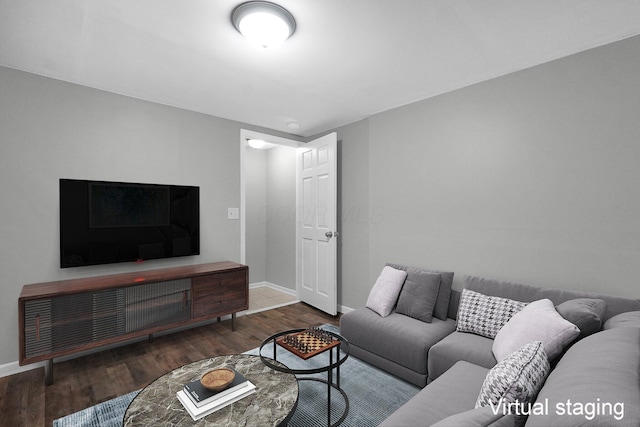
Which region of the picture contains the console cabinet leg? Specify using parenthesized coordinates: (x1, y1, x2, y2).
(232, 312, 236, 331)
(45, 359, 53, 386)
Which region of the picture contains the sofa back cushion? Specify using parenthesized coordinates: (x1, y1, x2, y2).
(447, 289, 462, 319)
(555, 298, 607, 336)
(525, 327, 640, 427)
(464, 275, 640, 321)
(603, 311, 640, 330)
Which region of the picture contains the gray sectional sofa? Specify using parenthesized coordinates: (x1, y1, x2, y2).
(340, 263, 458, 387)
(340, 267, 640, 426)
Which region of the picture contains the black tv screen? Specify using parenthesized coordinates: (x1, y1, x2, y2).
(60, 179, 200, 268)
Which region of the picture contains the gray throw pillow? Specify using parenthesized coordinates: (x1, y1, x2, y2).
(395, 268, 441, 323)
(555, 298, 607, 336)
(387, 263, 454, 320)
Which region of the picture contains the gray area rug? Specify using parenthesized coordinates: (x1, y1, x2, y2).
(52, 390, 140, 427)
(53, 325, 419, 426)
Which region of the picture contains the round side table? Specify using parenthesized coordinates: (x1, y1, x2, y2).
(259, 329, 350, 427)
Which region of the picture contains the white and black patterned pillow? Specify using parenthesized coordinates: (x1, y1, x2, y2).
(456, 289, 527, 338)
(475, 341, 550, 409)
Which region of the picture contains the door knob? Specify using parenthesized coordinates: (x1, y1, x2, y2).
(325, 231, 339, 239)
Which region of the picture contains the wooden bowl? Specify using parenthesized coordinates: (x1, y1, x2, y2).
(200, 368, 235, 391)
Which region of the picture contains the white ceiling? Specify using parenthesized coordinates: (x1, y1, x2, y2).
(2, 0, 640, 137)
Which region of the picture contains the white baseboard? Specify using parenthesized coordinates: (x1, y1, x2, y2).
(0, 360, 45, 378)
(250, 281, 353, 315)
(249, 281, 297, 297)
(245, 281, 299, 315)
(338, 304, 354, 314)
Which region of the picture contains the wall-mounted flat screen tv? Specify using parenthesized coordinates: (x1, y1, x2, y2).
(60, 179, 200, 268)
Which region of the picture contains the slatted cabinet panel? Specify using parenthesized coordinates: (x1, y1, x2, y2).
(124, 279, 191, 333)
(23, 288, 127, 360)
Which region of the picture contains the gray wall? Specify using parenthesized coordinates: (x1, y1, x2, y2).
(265, 146, 297, 289)
(0, 66, 289, 365)
(332, 119, 371, 308)
(364, 35, 640, 303)
(244, 144, 296, 290)
(245, 148, 268, 283)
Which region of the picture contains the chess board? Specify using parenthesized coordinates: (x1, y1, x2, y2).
(276, 328, 341, 360)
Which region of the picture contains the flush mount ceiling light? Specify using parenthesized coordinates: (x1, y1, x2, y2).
(247, 138, 267, 149)
(232, 1, 296, 48)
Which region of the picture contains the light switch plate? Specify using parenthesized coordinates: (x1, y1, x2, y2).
(227, 207, 239, 220)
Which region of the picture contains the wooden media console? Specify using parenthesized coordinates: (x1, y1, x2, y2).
(18, 261, 248, 385)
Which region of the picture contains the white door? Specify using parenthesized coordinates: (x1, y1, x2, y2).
(296, 132, 338, 315)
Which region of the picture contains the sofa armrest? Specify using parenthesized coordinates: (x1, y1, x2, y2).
(380, 361, 488, 427)
(525, 327, 640, 426)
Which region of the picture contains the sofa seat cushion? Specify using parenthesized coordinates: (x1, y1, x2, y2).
(379, 361, 490, 427)
(428, 331, 497, 381)
(340, 307, 456, 374)
(525, 327, 640, 426)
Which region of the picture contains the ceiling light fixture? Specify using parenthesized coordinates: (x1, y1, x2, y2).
(232, 1, 296, 49)
(247, 138, 267, 149)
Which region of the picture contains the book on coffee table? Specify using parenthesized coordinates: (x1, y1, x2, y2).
(177, 381, 256, 421)
(184, 369, 249, 407)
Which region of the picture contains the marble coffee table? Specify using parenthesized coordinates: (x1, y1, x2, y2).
(123, 354, 298, 426)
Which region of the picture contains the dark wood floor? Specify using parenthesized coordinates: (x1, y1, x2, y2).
(0, 303, 340, 427)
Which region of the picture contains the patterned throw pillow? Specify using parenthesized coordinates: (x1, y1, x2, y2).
(475, 341, 550, 409)
(456, 289, 527, 339)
